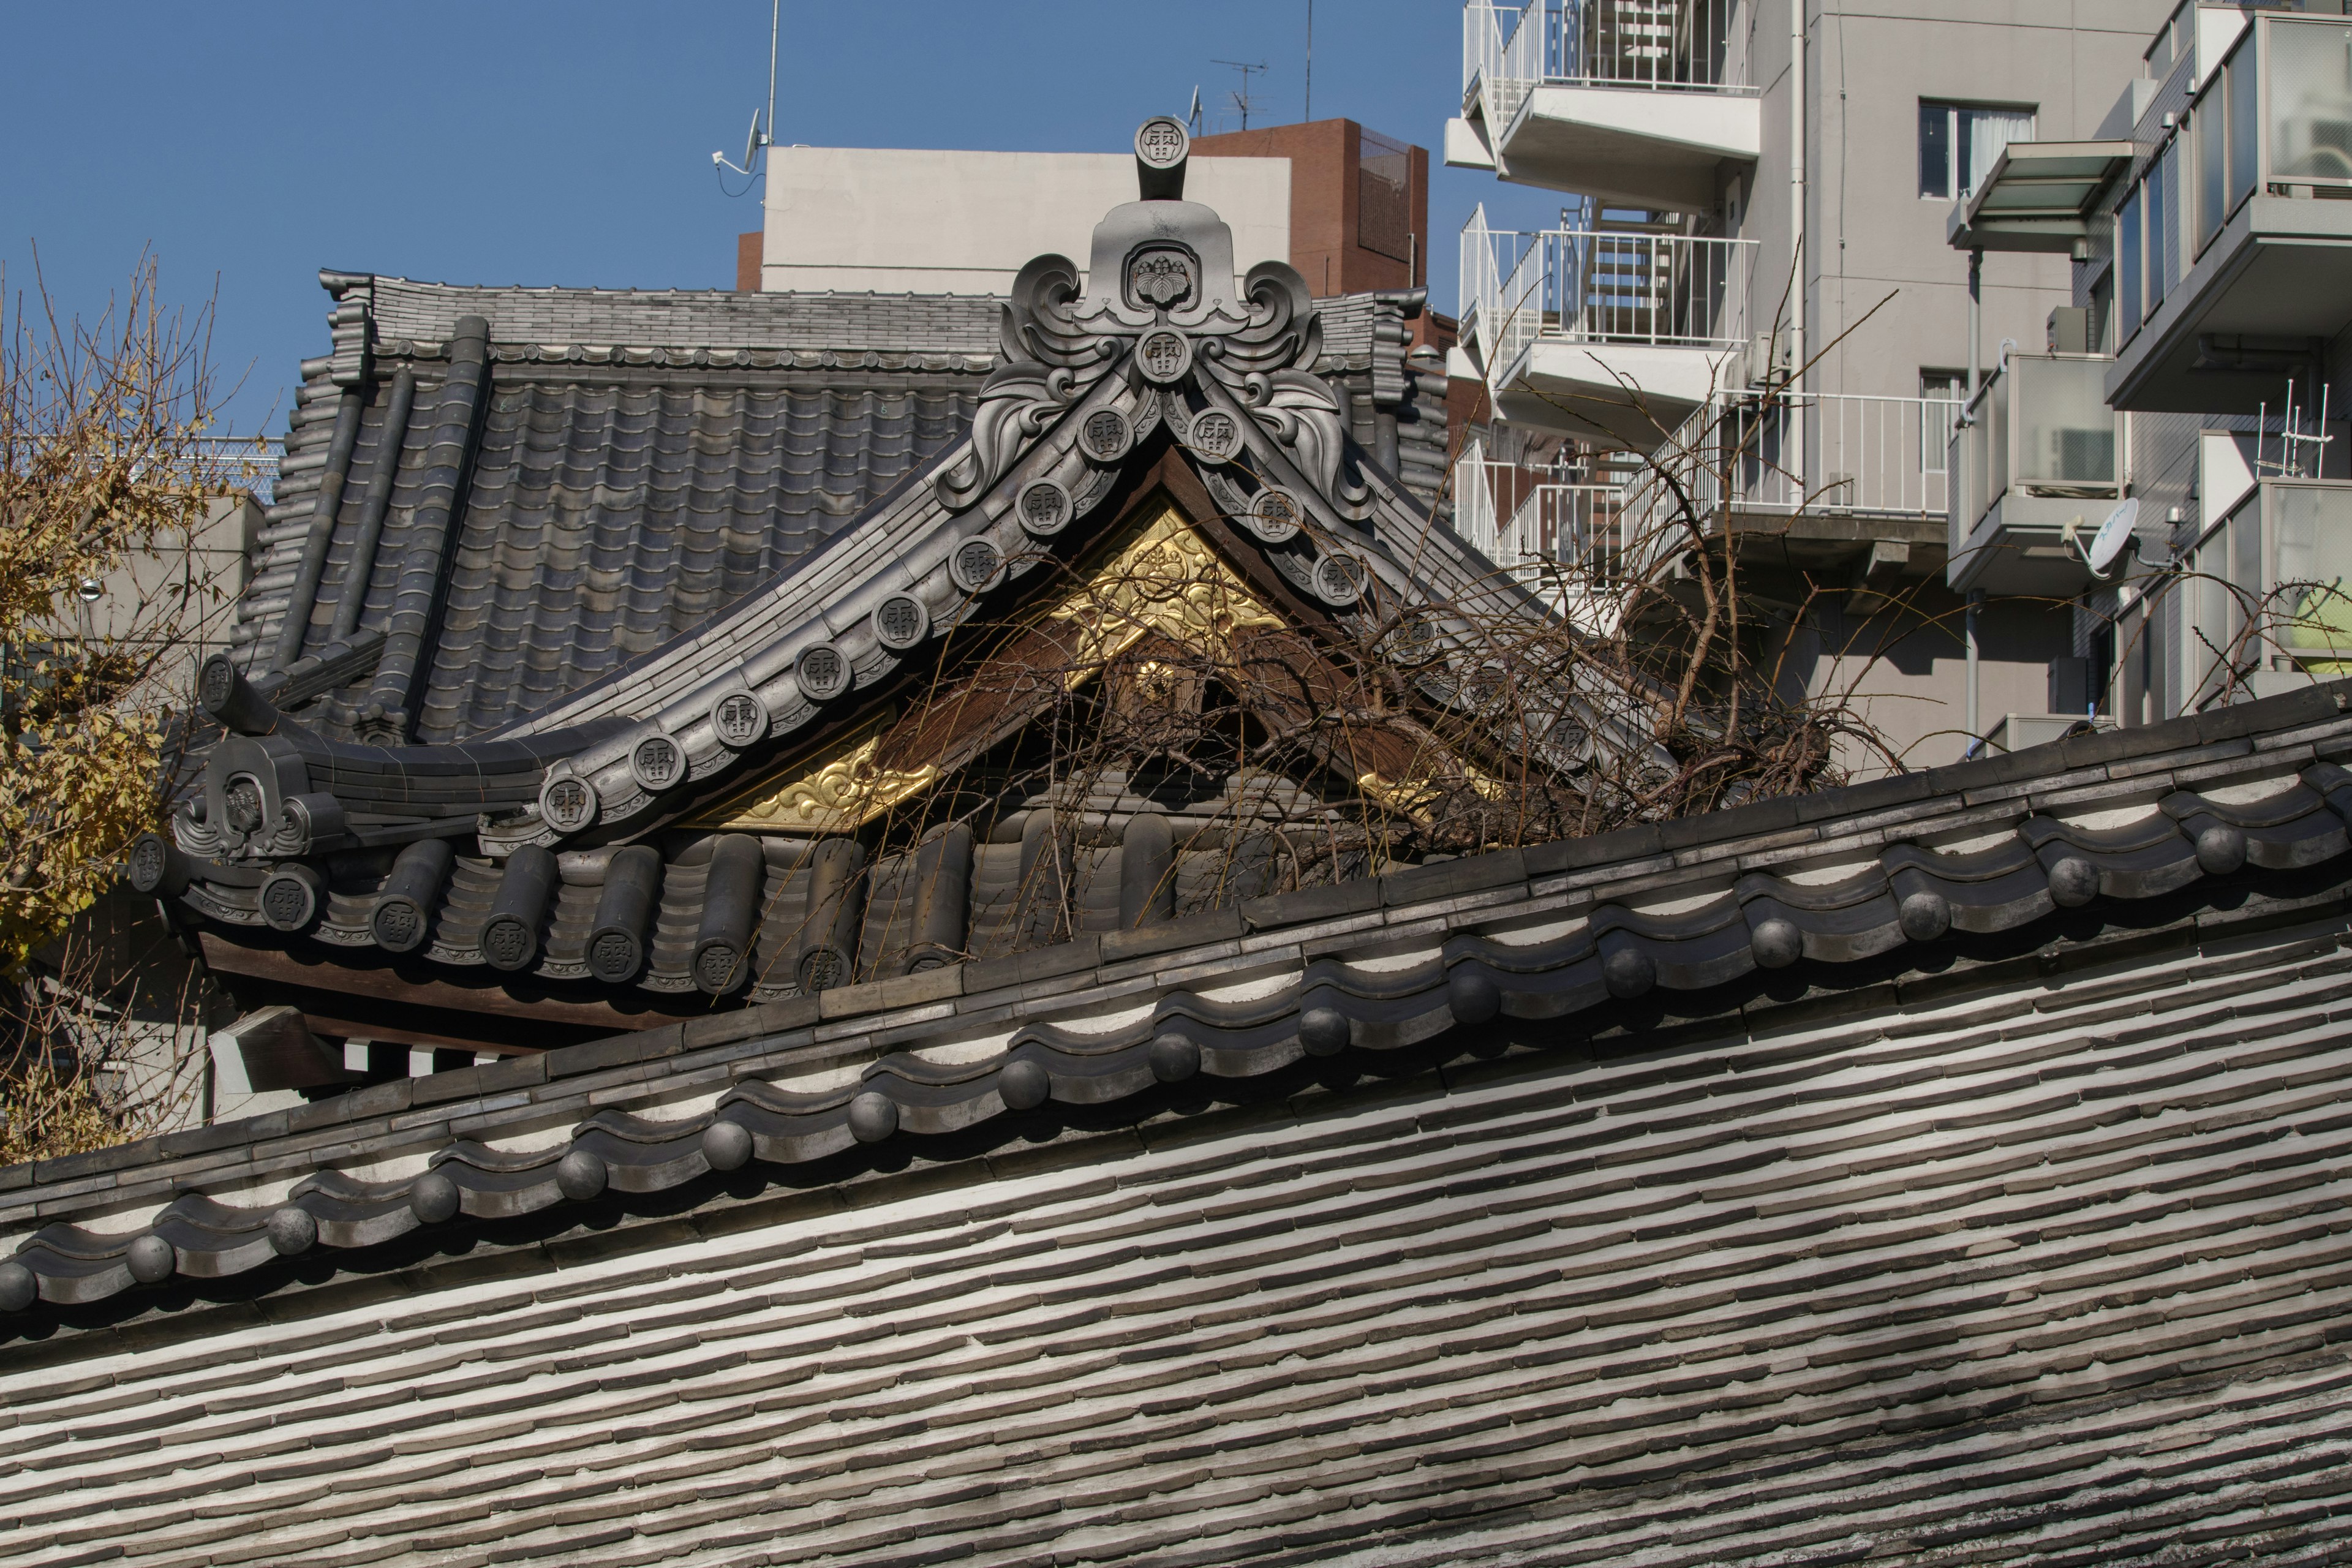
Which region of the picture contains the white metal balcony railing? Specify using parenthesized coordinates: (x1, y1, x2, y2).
(1452, 443, 1622, 577)
(1460, 208, 1752, 373)
(1464, 0, 1751, 123)
(1455, 393, 1958, 592)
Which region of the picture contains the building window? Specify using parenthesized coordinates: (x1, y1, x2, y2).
(1918, 100, 2037, 201)
(1920, 370, 1966, 473)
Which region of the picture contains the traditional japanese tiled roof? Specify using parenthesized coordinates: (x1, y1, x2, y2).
(229, 276, 1442, 748)
(7, 682, 2352, 1563)
(157, 152, 1497, 1044)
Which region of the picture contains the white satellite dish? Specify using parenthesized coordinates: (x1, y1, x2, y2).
(2088, 497, 2139, 576)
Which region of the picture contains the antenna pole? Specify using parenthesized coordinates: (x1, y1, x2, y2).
(765, 0, 780, 153)
(1305, 0, 1313, 122)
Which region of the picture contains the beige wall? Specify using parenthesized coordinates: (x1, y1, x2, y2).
(760, 146, 1292, 296)
(1728, 0, 2168, 401)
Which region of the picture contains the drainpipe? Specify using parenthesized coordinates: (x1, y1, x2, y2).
(1967, 248, 1983, 397)
(1790, 0, 1806, 445)
(1966, 587, 1983, 757)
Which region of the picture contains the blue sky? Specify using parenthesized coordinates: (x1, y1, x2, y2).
(0, 2, 1564, 436)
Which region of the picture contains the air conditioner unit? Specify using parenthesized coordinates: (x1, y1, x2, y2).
(1741, 333, 1792, 388)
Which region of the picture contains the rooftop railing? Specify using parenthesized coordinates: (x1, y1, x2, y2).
(190, 437, 284, 505)
(1460, 208, 1752, 374)
(1464, 0, 1752, 121)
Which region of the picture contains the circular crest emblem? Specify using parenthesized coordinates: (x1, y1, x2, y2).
(796, 641, 851, 702)
(1184, 408, 1243, 464)
(1017, 478, 1074, 537)
(540, 771, 597, 832)
(1243, 486, 1303, 543)
(949, 535, 1005, 594)
(199, 655, 235, 715)
(630, 732, 686, 792)
(1136, 328, 1192, 385)
(872, 594, 930, 651)
(709, 688, 767, 750)
(797, 944, 847, 995)
(128, 835, 168, 894)
(1134, 116, 1189, 170)
(1079, 407, 1133, 464)
(1311, 551, 1368, 607)
(258, 868, 320, 933)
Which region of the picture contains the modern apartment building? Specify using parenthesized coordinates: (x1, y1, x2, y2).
(2034, 1, 2352, 731)
(1447, 0, 2168, 767)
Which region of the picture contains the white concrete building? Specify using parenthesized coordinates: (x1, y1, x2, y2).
(1445, 0, 2168, 769)
(758, 146, 1293, 296)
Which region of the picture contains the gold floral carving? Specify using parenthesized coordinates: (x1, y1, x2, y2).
(690, 507, 1283, 831)
(1045, 504, 1283, 682)
(687, 714, 938, 832)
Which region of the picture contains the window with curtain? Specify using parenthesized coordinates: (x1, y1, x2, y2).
(1918, 100, 2037, 200)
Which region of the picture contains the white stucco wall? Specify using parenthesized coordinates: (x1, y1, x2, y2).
(760, 147, 1292, 296)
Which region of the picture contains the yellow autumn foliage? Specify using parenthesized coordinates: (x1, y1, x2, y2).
(0, 258, 243, 973)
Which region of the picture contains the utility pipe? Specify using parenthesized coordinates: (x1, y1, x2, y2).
(1789, 6, 1805, 355)
(1967, 247, 1983, 398)
(1965, 588, 1984, 758)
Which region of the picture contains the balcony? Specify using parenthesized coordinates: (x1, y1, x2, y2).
(1947, 354, 2126, 595)
(1454, 391, 1956, 614)
(2108, 12, 2352, 412)
(1459, 209, 1749, 450)
(1450, 444, 1627, 629)
(2174, 476, 2352, 707)
(1454, 0, 1760, 212)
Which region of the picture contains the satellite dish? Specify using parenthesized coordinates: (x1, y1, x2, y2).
(2089, 497, 2139, 576)
(742, 111, 764, 173)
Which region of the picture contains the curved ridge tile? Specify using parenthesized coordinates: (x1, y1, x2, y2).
(1881, 839, 2054, 933)
(1733, 864, 1888, 912)
(2020, 814, 2200, 900)
(1596, 909, 1755, 993)
(2165, 786, 2348, 870)
(1741, 891, 1906, 967)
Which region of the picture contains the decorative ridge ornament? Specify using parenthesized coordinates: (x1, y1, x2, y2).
(933, 119, 1361, 520)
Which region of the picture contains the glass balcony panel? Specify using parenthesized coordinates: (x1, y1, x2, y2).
(2229, 42, 2258, 211)
(2267, 17, 2352, 185)
(2198, 89, 2226, 253)
(2010, 356, 2116, 489)
(2273, 483, 2352, 668)
(1989, 368, 2011, 504)
(2119, 187, 2143, 338)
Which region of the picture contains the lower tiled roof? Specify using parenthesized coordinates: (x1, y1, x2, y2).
(3, 909, 2351, 1564)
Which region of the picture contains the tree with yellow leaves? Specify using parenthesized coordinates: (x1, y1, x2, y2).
(0, 258, 250, 1158)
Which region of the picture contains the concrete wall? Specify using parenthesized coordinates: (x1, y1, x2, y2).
(1790, 1, 2165, 402)
(1733, 1, 2167, 766)
(760, 147, 1291, 296)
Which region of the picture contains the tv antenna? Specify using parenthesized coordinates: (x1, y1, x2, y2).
(1214, 58, 1269, 130)
(2255, 378, 2334, 479)
(712, 0, 781, 191)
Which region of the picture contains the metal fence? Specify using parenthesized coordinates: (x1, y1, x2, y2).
(189, 437, 283, 505)
(1465, 0, 1750, 115)
(1463, 211, 1752, 372)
